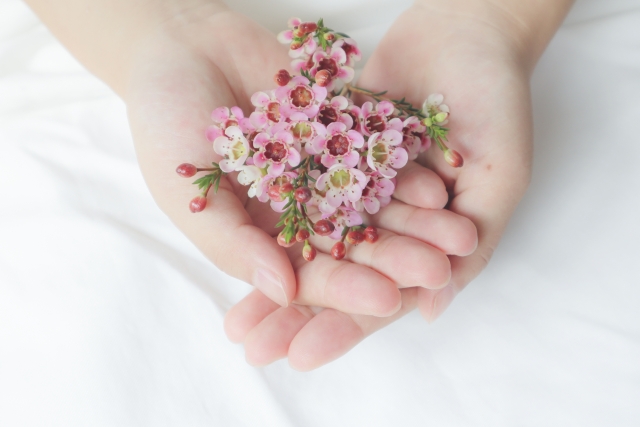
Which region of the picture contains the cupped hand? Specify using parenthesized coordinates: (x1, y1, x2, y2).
(124, 4, 474, 320)
(225, 1, 532, 370)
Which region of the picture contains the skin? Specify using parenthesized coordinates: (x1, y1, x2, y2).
(25, 0, 573, 370)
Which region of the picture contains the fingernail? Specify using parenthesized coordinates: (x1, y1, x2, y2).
(427, 286, 456, 324)
(254, 268, 288, 307)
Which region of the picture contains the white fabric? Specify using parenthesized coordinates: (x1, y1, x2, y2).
(1, 0, 640, 425)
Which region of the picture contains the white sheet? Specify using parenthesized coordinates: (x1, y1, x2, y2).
(1, 0, 639, 426)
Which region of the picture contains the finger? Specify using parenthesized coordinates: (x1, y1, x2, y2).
(287, 288, 418, 371)
(370, 200, 478, 256)
(224, 289, 281, 343)
(392, 160, 448, 209)
(244, 304, 315, 366)
(310, 228, 451, 290)
(287, 248, 402, 317)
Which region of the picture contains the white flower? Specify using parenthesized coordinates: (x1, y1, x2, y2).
(366, 129, 408, 178)
(213, 126, 250, 173)
(421, 93, 450, 125)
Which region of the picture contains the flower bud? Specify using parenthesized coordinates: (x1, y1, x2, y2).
(292, 28, 305, 38)
(364, 226, 379, 243)
(268, 185, 284, 202)
(444, 149, 464, 168)
(422, 117, 433, 127)
(313, 219, 335, 236)
(277, 232, 296, 248)
(296, 229, 310, 242)
(274, 69, 292, 86)
(434, 112, 448, 123)
(346, 229, 365, 245)
(294, 187, 312, 204)
(279, 182, 293, 195)
(290, 40, 303, 50)
(299, 22, 318, 34)
(324, 33, 335, 41)
(176, 163, 197, 178)
(189, 196, 207, 213)
(302, 241, 317, 261)
(331, 242, 346, 260)
(314, 70, 332, 87)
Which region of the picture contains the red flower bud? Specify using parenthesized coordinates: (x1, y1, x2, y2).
(274, 69, 291, 86)
(290, 40, 303, 50)
(292, 28, 305, 38)
(444, 149, 464, 168)
(331, 242, 346, 260)
(189, 196, 207, 213)
(277, 232, 296, 248)
(364, 226, 379, 243)
(296, 229, 310, 242)
(279, 182, 293, 194)
(268, 185, 284, 202)
(176, 163, 197, 178)
(300, 22, 318, 34)
(302, 242, 317, 261)
(314, 70, 332, 87)
(314, 219, 335, 236)
(324, 33, 335, 41)
(294, 187, 312, 204)
(346, 229, 365, 245)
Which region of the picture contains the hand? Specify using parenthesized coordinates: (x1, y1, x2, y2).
(224, 1, 533, 370)
(124, 4, 473, 319)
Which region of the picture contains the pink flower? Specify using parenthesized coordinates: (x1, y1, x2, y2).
(327, 207, 363, 240)
(277, 17, 318, 59)
(307, 122, 364, 168)
(367, 129, 409, 178)
(213, 126, 251, 173)
(252, 123, 301, 176)
(333, 38, 362, 67)
(401, 116, 429, 160)
(315, 96, 353, 128)
(287, 112, 326, 147)
(309, 46, 354, 91)
(275, 76, 327, 119)
(252, 172, 299, 211)
(249, 90, 283, 129)
(206, 106, 252, 142)
(351, 172, 395, 214)
(315, 164, 369, 210)
(360, 101, 403, 136)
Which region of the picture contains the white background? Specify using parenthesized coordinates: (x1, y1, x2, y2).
(1, 0, 639, 425)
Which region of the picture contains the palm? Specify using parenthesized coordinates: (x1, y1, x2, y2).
(357, 5, 532, 311)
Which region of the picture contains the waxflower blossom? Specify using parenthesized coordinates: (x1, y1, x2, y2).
(360, 100, 403, 136)
(250, 90, 283, 128)
(316, 95, 353, 128)
(178, 17, 465, 261)
(309, 46, 354, 91)
(275, 76, 327, 119)
(213, 126, 251, 173)
(277, 17, 318, 58)
(422, 93, 450, 125)
(287, 112, 326, 146)
(351, 172, 395, 214)
(307, 122, 364, 168)
(367, 129, 408, 178)
(401, 116, 429, 160)
(206, 106, 251, 142)
(333, 38, 362, 67)
(252, 123, 301, 176)
(316, 164, 368, 209)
